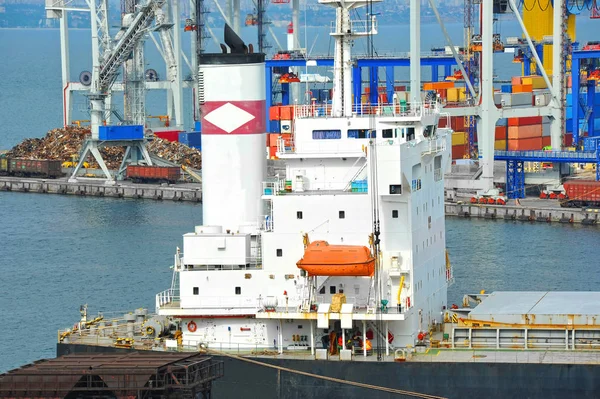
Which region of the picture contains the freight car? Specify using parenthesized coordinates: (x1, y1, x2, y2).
(126, 165, 181, 184)
(560, 180, 600, 208)
(0, 157, 63, 178)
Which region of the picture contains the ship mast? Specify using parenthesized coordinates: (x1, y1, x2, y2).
(320, 0, 378, 117)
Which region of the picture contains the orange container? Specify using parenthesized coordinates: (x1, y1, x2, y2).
(511, 76, 522, 85)
(280, 133, 292, 146)
(508, 116, 543, 126)
(280, 105, 294, 120)
(495, 125, 507, 140)
(508, 137, 543, 151)
(268, 146, 278, 159)
(508, 125, 542, 140)
(512, 84, 533, 93)
(268, 133, 279, 147)
(269, 106, 281, 121)
(542, 136, 551, 147)
(423, 81, 455, 91)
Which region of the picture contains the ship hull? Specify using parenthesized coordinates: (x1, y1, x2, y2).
(57, 343, 600, 399)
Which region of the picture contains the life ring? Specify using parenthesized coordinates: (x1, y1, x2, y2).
(188, 321, 197, 333)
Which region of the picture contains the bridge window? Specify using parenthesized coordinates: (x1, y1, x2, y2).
(330, 286, 337, 294)
(277, 249, 283, 257)
(392, 210, 398, 218)
(339, 210, 345, 219)
(297, 211, 303, 219)
(407, 127, 415, 141)
(235, 287, 241, 295)
(313, 130, 341, 139)
(348, 129, 375, 139)
(382, 129, 394, 138)
(193, 287, 199, 295)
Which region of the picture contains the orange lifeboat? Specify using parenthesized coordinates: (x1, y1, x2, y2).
(296, 241, 375, 277)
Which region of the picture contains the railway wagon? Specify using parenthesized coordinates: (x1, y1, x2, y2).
(1, 158, 62, 178)
(561, 180, 600, 208)
(126, 165, 181, 184)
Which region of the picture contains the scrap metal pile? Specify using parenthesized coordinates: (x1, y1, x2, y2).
(6, 126, 202, 169)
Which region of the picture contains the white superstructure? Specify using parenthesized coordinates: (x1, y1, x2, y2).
(156, 1, 453, 358)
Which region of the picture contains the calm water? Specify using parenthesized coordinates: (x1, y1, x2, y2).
(2, 22, 600, 372)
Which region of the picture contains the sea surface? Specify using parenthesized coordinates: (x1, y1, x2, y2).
(2, 21, 600, 372)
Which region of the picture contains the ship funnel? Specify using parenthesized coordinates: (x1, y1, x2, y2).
(224, 24, 247, 54)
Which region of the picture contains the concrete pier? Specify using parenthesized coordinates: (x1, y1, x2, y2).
(445, 198, 600, 225)
(0, 176, 202, 202)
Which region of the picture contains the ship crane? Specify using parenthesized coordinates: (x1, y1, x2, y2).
(70, 0, 166, 182)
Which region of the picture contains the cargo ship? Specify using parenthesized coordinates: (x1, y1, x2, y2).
(55, 0, 600, 398)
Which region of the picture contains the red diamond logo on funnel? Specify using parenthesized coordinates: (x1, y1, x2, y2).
(202, 100, 265, 135)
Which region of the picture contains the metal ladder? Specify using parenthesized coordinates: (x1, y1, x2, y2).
(254, 234, 262, 268)
(98, 0, 164, 90)
(300, 276, 315, 312)
(368, 321, 395, 350)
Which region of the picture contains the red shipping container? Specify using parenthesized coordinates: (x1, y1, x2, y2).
(508, 137, 543, 151)
(495, 126, 507, 140)
(508, 116, 542, 126)
(564, 133, 573, 147)
(269, 106, 281, 121)
(564, 180, 600, 203)
(542, 136, 551, 147)
(438, 118, 449, 128)
(452, 145, 467, 159)
(154, 130, 181, 142)
(451, 116, 466, 131)
(280, 106, 295, 120)
(394, 86, 407, 91)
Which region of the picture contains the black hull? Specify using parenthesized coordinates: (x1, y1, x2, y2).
(57, 343, 600, 399)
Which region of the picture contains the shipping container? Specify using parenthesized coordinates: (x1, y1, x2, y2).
(268, 146, 278, 159)
(562, 180, 600, 207)
(497, 118, 508, 126)
(508, 137, 543, 151)
(565, 133, 574, 147)
(450, 116, 466, 131)
(582, 136, 600, 151)
(522, 75, 547, 89)
(8, 158, 62, 178)
(494, 140, 507, 150)
(512, 84, 533, 93)
(154, 130, 181, 142)
(195, 120, 202, 132)
(452, 145, 468, 159)
(126, 165, 181, 183)
(452, 132, 467, 146)
(280, 105, 294, 120)
(508, 116, 543, 126)
(511, 76, 522, 85)
(495, 126, 507, 140)
(269, 120, 280, 133)
(269, 106, 281, 121)
(501, 84, 512, 93)
(508, 125, 542, 139)
(99, 125, 144, 141)
(512, 92, 534, 107)
(178, 132, 201, 150)
(542, 136, 551, 147)
(423, 81, 454, 90)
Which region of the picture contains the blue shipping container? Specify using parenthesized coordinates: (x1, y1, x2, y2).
(501, 85, 512, 93)
(497, 118, 508, 127)
(195, 120, 202, 132)
(99, 125, 144, 141)
(179, 131, 201, 150)
(269, 120, 280, 133)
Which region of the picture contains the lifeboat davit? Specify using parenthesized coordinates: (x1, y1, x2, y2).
(296, 241, 375, 277)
